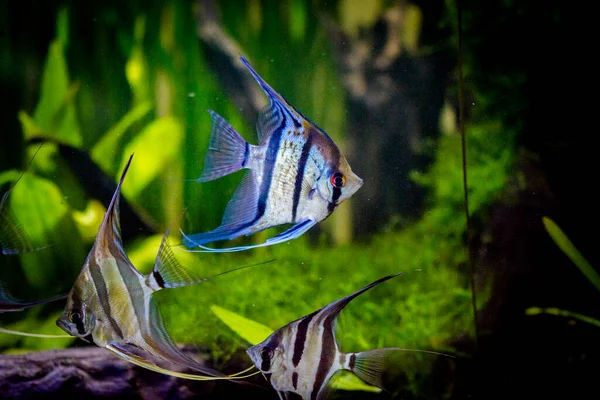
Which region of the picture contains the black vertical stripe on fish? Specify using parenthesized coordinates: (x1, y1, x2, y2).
(261, 349, 272, 371)
(242, 142, 250, 168)
(292, 372, 299, 390)
(292, 132, 313, 222)
(253, 105, 287, 223)
(311, 315, 336, 400)
(349, 353, 356, 370)
(75, 318, 86, 335)
(153, 270, 165, 289)
(89, 265, 124, 339)
(327, 186, 342, 213)
(292, 310, 317, 367)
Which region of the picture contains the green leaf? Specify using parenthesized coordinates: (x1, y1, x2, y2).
(542, 217, 599, 292)
(118, 116, 183, 199)
(32, 39, 81, 147)
(330, 370, 382, 393)
(526, 307, 600, 328)
(91, 102, 153, 174)
(6, 171, 85, 290)
(17, 111, 44, 138)
(211, 305, 381, 393)
(211, 304, 273, 345)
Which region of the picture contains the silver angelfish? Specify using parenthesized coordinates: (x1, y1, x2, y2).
(246, 272, 452, 400)
(182, 56, 363, 253)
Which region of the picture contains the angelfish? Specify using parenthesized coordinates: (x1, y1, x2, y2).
(56, 154, 233, 378)
(246, 273, 451, 400)
(182, 56, 363, 252)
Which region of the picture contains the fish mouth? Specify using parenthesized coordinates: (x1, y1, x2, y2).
(55, 318, 70, 334)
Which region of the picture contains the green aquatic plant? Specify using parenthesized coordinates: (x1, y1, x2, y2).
(526, 217, 600, 327)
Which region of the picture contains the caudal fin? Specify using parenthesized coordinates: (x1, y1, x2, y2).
(198, 111, 249, 182)
(349, 347, 454, 389)
(348, 349, 391, 389)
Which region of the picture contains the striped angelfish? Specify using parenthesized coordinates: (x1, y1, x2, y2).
(56, 154, 231, 379)
(246, 273, 451, 400)
(182, 56, 363, 253)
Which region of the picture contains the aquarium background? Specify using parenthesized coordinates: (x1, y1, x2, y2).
(0, 1, 597, 399)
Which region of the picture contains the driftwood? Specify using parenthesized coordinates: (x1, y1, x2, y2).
(0, 346, 274, 400)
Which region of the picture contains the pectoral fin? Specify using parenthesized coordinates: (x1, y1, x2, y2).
(142, 297, 225, 377)
(106, 342, 219, 381)
(106, 342, 260, 381)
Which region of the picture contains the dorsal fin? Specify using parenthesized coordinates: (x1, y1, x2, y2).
(94, 154, 134, 259)
(316, 272, 403, 326)
(151, 225, 275, 290)
(149, 228, 198, 289)
(240, 56, 302, 144)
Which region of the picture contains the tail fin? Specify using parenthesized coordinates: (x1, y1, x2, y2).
(198, 111, 249, 182)
(348, 347, 455, 388)
(348, 349, 391, 389)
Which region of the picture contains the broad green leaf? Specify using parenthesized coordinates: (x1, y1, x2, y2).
(91, 102, 152, 174)
(330, 371, 382, 393)
(17, 111, 44, 138)
(56, 8, 69, 48)
(526, 307, 600, 328)
(542, 217, 599, 292)
(211, 305, 381, 393)
(32, 39, 81, 147)
(118, 116, 183, 199)
(8, 172, 85, 290)
(9, 172, 68, 250)
(289, 0, 307, 41)
(126, 16, 150, 104)
(211, 304, 273, 345)
(71, 199, 106, 241)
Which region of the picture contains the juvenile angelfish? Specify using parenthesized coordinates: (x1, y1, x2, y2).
(182, 56, 363, 252)
(56, 154, 225, 378)
(246, 273, 449, 400)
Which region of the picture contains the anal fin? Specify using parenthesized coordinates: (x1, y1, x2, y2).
(185, 219, 316, 253)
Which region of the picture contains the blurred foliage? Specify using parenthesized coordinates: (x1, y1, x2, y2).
(0, 0, 519, 398)
(526, 218, 600, 328)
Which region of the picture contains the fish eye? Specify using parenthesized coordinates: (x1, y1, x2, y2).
(261, 347, 274, 360)
(68, 310, 83, 324)
(330, 172, 346, 188)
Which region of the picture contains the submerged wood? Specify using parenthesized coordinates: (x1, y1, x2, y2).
(0, 346, 272, 400)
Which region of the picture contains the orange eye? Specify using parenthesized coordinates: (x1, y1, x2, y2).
(330, 172, 346, 188)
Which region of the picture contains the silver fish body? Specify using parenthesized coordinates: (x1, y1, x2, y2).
(246, 273, 405, 400)
(182, 56, 363, 252)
